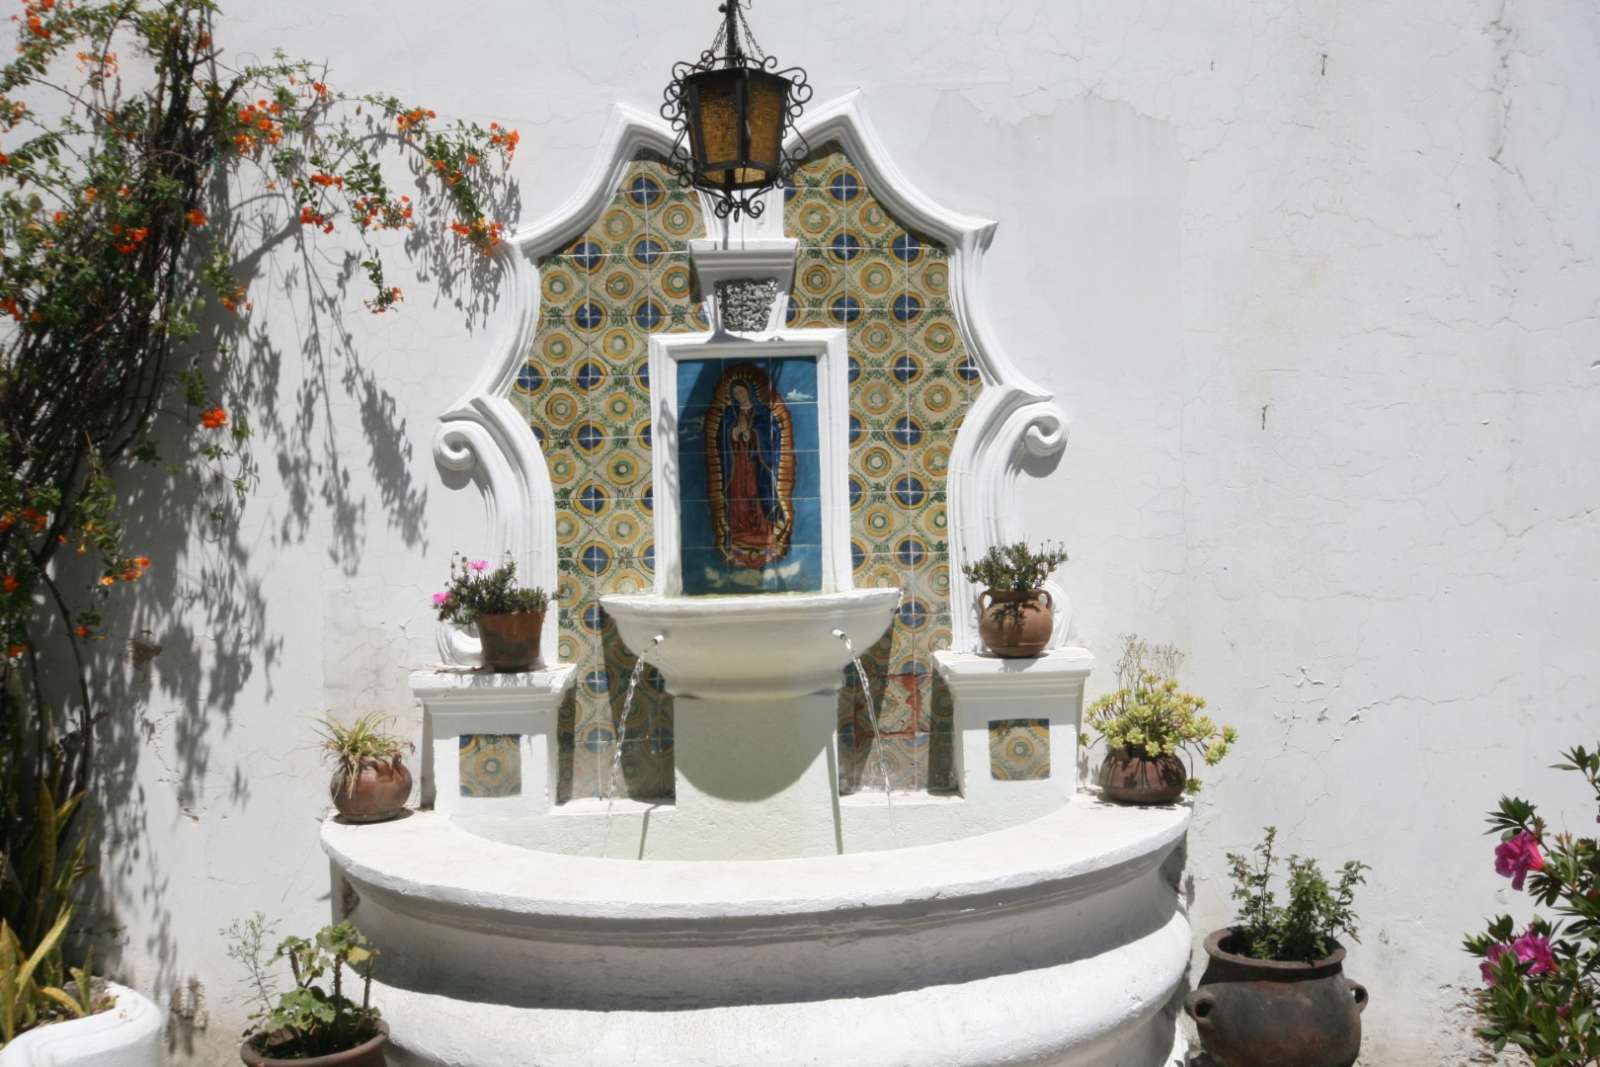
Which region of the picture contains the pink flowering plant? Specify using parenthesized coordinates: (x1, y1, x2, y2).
(432, 554, 547, 625)
(1463, 744, 1600, 1061)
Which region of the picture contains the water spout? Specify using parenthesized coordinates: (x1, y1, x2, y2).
(607, 634, 666, 822)
(832, 628, 894, 813)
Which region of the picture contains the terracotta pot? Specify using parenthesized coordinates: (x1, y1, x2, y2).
(974, 588, 1053, 658)
(1097, 747, 1187, 805)
(330, 758, 411, 823)
(1184, 929, 1367, 1067)
(476, 611, 544, 672)
(240, 1022, 389, 1066)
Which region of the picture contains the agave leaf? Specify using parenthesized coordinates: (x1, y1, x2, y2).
(38, 985, 86, 1018)
(15, 908, 71, 994)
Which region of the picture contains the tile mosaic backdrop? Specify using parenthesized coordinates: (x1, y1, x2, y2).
(459, 733, 523, 797)
(988, 720, 1051, 781)
(513, 144, 986, 798)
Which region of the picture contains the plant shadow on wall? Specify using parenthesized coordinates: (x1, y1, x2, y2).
(0, 0, 518, 1057)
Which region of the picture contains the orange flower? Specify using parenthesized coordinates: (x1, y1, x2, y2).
(2, 576, 17, 593)
(82, 186, 97, 202)
(186, 208, 207, 227)
(98, 575, 114, 587)
(73, 624, 90, 639)
(51, 210, 65, 223)
(310, 81, 329, 97)
(309, 173, 342, 189)
(20, 508, 44, 533)
(200, 406, 227, 430)
(6, 643, 25, 659)
(0, 513, 12, 532)
(134, 555, 150, 568)
(0, 296, 21, 321)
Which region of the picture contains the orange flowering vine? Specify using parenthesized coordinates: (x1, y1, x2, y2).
(200, 406, 227, 430)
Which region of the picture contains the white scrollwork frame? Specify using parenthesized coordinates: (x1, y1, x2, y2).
(433, 93, 1069, 663)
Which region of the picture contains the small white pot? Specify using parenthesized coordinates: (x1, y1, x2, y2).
(0, 982, 162, 1067)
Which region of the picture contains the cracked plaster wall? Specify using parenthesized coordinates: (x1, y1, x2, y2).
(85, 2, 1598, 1064)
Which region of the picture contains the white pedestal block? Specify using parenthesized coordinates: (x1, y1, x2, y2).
(934, 647, 1094, 808)
(410, 666, 576, 816)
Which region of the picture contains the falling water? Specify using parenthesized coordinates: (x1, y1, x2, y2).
(606, 634, 665, 824)
(832, 628, 894, 812)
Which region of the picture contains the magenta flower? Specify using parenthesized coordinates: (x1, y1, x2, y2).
(1494, 831, 1545, 890)
(432, 591, 449, 606)
(1511, 931, 1555, 977)
(469, 559, 489, 572)
(1480, 943, 1508, 985)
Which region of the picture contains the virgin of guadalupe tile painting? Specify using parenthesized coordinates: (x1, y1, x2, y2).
(676, 356, 823, 595)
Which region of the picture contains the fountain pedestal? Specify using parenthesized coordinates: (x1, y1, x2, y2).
(599, 587, 899, 860)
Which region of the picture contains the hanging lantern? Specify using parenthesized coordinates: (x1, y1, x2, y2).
(661, 1, 811, 220)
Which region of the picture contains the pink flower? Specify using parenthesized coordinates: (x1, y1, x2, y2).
(469, 559, 489, 572)
(1511, 931, 1555, 977)
(1480, 943, 1508, 985)
(432, 591, 449, 606)
(1494, 831, 1545, 891)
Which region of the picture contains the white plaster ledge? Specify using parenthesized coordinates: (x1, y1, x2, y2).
(409, 664, 577, 704)
(322, 799, 1187, 923)
(933, 646, 1094, 695)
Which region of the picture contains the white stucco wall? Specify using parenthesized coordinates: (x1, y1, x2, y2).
(81, 2, 1598, 1063)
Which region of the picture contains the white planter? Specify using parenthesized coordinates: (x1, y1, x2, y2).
(0, 982, 162, 1067)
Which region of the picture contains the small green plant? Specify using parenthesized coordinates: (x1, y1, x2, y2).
(432, 555, 548, 624)
(960, 541, 1068, 592)
(1463, 744, 1599, 1062)
(316, 713, 411, 796)
(1080, 635, 1236, 792)
(0, 909, 101, 1046)
(1225, 827, 1368, 964)
(226, 914, 381, 1060)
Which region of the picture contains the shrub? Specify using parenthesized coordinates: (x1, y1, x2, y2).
(226, 915, 381, 1059)
(316, 713, 411, 795)
(960, 541, 1067, 593)
(1226, 826, 1368, 963)
(1463, 745, 1599, 1061)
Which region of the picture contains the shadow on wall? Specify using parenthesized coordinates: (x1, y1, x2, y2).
(55, 137, 520, 1058)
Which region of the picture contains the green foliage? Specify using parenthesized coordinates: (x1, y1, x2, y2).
(226, 915, 381, 1059)
(316, 713, 410, 794)
(959, 541, 1067, 593)
(433, 555, 548, 625)
(1226, 826, 1368, 964)
(0, 908, 96, 1045)
(1464, 745, 1600, 1062)
(1080, 635, 1236, 793)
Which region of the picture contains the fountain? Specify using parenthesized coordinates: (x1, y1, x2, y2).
(322, 98, 1190, 1066)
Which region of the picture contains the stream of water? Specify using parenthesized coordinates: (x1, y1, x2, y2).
(833, 629, 894, 813)
(606, 634, 664, 825)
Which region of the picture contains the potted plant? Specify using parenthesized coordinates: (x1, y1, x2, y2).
(228, 915, 387, 1067)
(1463, 744, 1598, 1062)
(318, 714, 413, 824)
(1185, 827, 1370, 1067)
(432, 555, 549, 672)
(1081, 635, 1236, 804)
(961, 541, 1068, 658)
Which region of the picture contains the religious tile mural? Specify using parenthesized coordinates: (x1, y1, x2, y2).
(677, 356, 823, 594)
(516, 143, 982, 800)
(459, 733, 523, 797)
(988, 719, 1051, 781)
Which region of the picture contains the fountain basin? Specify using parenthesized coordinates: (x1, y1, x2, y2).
(322, 801, 1190, 1066)
(600, 588, 900, 701)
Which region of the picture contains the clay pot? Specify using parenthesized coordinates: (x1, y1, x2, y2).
(1097, 747, 1187, 805)
(1184, 929, 1367, 1067)
(240, 1022, 389, 1066)
(476, 611, 544, 672)
(330, 758, 411, 823)
(974, 588, 1053, 658)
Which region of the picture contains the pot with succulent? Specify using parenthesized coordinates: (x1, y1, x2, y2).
(961, 541, 1068, 658)
(1184, 827, 1370, 1067)
(433, 555, 549, 672)
(1081, 635, 1236, 805)
(228, 916, 388, 1067)
(318, 714, 413, 824)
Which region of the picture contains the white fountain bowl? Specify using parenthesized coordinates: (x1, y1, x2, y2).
(599, 588, 901, 701)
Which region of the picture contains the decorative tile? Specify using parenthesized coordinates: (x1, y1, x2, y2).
(459, 734, 522, 798)
(989, 719, 1051, 782)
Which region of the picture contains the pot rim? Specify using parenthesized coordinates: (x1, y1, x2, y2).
(1104, 746, 1185, 764)
(240, 1019, 389, 1066)
(1203, 927, 1346, 977)
(980, 587, 1047, 602)
(475, 609, 546, 621)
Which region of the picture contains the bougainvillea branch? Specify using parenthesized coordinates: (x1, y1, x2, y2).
(0, 0, 516, 958)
